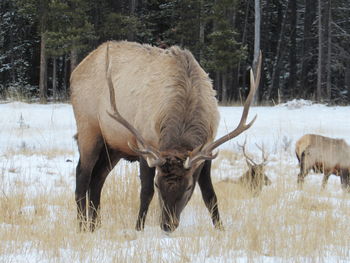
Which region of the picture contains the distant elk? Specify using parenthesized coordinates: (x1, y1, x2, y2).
(70, 41, 261, 232)
(237, 141, 271, 195)
(295, 134, 350, 191)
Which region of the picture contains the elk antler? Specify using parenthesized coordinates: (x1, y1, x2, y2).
(255, 143, 269, 165)
(184, 51, 262, 169)
(238, 139, 257, 166)
(105, 44, 165, 167)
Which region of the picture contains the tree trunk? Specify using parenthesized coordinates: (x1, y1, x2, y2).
(266, 0, 290, 102)
(130, 0, 137, 14)
(221, 71, 228, 104)
(317, 0, 325, 102)
(63, 55, 68, 99)
(9, 25, 16, 84)
(345, 58, 350, 102)
(199, 0, 205, 63)
(253, 0, 261, 104)
(215, 71, 221, 101)
(128, 0, 137, 41)
(325, 0, 332, 101)
(235, 0, 250, 101)
(39, 33, 47, 103)
(300, 0, 316, 98)
(52, 57, 57, 100)
(289, 0, 297, 99)
(70, 47, 78, 75)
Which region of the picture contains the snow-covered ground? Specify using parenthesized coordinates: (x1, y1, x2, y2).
(1, 100, 350, 262)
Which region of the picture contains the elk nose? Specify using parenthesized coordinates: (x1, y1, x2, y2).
(161, 222, 178, 233)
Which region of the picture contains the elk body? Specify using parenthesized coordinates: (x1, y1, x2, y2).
(70, 41, 261, 232)
(295, 134, 350, 191)
(237, 142, 271, 195)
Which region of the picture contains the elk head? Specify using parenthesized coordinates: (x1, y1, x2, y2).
(106, 49, 262, 232)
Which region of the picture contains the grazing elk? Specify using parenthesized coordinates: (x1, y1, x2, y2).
(70, 41, 262, 232)
(295, 134, 350, 191)
(237, 141, 271, 195)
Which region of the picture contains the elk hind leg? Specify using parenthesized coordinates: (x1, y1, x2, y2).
(340, 169, 350, 193)
(88, 147, 121, 231)
(136, 157, 156, 231)
(75, 134, 103, 231)
(198, 160, 223, 230)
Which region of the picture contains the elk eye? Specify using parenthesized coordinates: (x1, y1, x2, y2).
(186, 186, 192, 191)
(154, 183, 159, 188)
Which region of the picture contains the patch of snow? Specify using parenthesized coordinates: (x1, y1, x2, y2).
(276, 99, 315, 109)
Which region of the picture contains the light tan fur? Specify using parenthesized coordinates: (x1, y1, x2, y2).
(237, 165, 271, 195)
(295, 134, 350, 189)
(70, 41, 219, 157)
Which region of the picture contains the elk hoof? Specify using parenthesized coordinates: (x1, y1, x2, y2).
(214, 221, 225, 231)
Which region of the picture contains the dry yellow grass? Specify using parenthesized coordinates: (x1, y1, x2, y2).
(3, 147, 74, 159)
(1, 149, 350, 262)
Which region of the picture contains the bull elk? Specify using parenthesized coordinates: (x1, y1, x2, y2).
(237, 141, 271, 195)
(70, 41, 262, 232)
(295, 134, 350, 191)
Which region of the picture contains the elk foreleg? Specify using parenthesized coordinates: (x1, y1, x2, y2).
(340, 169, 350, 193)
(297, 151, 308, 189)
(136, 157, 156, 231)
(264, 175, 272, 186)
(198, 160, 223, 230)
(321, 172, 331, 190)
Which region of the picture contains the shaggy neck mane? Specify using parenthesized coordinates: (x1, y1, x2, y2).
(157, 47, 215, 152)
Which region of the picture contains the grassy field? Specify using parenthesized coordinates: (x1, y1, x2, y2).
(1, 102, 350, 262)
(1, 149, 350, 262)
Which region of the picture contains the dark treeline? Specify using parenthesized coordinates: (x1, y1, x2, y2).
(0, 0, 349, 104)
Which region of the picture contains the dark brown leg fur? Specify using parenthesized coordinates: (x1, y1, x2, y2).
(136, 157, 156, 231)
(198, 160, 223, 230)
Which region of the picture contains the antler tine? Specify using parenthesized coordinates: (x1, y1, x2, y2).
(238, 139, 256, 166)
(127, 142, 159, 161)
(183, 151, 219, 169)
(105, 44, 163, 164)
(128, 142, 165, 167)
(255, 143, 269, 164)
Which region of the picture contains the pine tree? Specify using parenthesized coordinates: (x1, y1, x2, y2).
(205, 0, 246, 102)
(0, 0, 36, 99)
